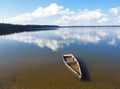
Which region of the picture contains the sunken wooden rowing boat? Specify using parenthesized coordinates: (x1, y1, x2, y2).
(62, 54, 82, 79)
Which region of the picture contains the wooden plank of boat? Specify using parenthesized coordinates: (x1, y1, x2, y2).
(62, 54, 82, 79)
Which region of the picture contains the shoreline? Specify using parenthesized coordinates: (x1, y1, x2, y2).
(1, 23, 120, 35)
(0, 23, 60, 35)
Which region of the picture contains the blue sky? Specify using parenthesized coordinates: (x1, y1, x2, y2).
(0, 0, 120, 25)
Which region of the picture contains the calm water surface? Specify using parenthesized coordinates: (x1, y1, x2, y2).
(0, 27, 120, 89)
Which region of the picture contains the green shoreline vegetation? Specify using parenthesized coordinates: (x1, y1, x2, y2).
(0, 23, 60, 35)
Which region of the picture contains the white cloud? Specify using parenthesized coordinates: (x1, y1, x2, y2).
(76, 9, 103, 20)
(32, 3, 63, 17)
(1, 3, 71, 24)
(55, 9, 110, 25)
(109, 7, 120, 16)
(97, 17, 110, 23)
(1, 3, 120, 25)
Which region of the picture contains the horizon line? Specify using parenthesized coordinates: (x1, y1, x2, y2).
(1, 23, 120, 27)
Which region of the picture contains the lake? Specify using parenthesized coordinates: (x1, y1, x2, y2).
(0, 27, 120, 89)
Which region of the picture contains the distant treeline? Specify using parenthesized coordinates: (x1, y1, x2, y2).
(0, 23, 60, 35)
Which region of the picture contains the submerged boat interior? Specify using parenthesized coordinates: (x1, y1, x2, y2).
(64, 56, 80, 74)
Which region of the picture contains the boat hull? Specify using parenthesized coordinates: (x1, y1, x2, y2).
(62, 54, 82, 79)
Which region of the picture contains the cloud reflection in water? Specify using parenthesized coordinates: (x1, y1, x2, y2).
(1, 28, 120, 51)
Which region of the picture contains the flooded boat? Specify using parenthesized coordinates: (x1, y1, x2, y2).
(62, 54, 82, 79)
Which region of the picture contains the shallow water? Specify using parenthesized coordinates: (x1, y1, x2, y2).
(0, 27, 120, 89)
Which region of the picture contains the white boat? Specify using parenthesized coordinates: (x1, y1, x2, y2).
(62, 54, 82, 79)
